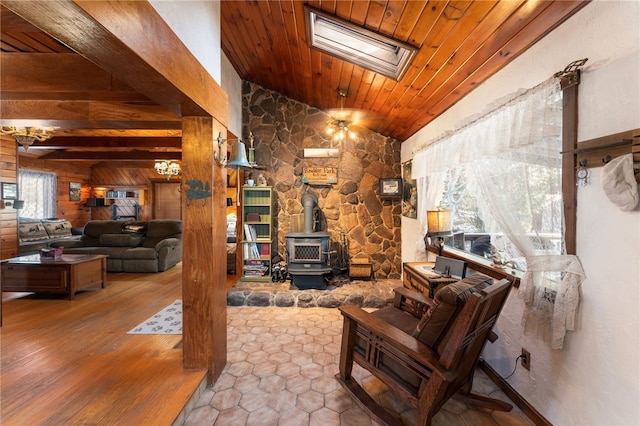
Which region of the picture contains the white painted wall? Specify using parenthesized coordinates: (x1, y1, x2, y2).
(148, 1, 242, 136)
(401, 1, 640, 424)
(221, 53, 243, 138)
(150, 0, 221, 83)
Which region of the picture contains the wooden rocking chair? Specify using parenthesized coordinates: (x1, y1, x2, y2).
(337, 275, 513, 426)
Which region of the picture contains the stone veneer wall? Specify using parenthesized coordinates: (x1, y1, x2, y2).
(242, 81, 402, 279)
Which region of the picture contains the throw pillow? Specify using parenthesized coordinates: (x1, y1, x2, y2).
(18, 222, 48, 242)
(412, 274, 493, 348)
(122, 221, 147, 234)
(42, 220, 72, 238)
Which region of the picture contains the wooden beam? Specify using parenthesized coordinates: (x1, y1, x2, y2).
(30, 136, 182, 149)
(0, 53, 148, 102)
(181, 116, 228, 385)
(90, 160, 160, 169)
(2, 1, 228, 123)
(1, 100, 180, 127)
(39, 151, 181, 161)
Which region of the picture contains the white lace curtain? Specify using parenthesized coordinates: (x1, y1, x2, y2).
(411, 77, 585, 349)
(18, 169, 57, 219)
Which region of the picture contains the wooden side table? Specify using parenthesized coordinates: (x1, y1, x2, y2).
(403, 262, 459, 298)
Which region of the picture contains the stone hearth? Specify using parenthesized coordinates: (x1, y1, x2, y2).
(227, 278, 400, 308)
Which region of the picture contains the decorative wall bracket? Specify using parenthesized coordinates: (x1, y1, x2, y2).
(214, 133, 227, 166)
(554, 58, 588, 88)
(185, 180, 211, 207)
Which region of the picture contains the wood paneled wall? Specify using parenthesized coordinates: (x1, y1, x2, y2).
(1, 136, 18, 260)
(90, 166, 177, 222)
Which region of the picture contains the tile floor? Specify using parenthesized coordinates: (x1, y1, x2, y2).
(184, 306, 533, 426)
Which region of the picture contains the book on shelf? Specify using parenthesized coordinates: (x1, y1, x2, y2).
(243, 260, 269, 276)
(250, 242, 260, 258)
(243, 224, 257, 241)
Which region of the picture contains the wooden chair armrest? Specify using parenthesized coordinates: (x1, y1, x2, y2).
(338, 305, 454, 381)
(392, 287, 432, 319)
(393, 286, 432, 305)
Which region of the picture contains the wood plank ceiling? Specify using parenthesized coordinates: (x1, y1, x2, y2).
(1, 1, 589, 164)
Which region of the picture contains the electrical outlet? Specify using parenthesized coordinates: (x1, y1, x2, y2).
(521, 348, 531, 370)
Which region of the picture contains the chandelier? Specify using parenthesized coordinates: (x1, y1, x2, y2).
(154, 160, 181, 180)
(0, 126, 53, 151)
(326, 89, 356, 142)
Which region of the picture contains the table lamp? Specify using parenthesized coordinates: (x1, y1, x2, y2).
(426, 209, 452, 256)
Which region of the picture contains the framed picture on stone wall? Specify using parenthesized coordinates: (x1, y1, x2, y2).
(379, 178, 403, 198)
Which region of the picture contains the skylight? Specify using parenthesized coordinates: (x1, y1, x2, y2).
(304, 6, 417, 81)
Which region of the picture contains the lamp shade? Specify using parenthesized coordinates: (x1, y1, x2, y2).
(427, 209, 451, 236)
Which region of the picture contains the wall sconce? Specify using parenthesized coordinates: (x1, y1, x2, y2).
(227, 197, 233, 207)
(154, 160, 181, 180)
(1, 126, 53, 151)
(427, 209, 452, 256)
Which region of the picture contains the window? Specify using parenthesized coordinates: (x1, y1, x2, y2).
(412, 78, 564, 272)
(438, 158, 563, 271)
(18, 170, 57, 219)
(304, 6, 417, 81)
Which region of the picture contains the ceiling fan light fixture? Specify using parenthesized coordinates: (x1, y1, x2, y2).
(326, 89, 357, 142)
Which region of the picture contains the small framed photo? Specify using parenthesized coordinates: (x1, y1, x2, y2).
(69, 182, 81, 201)
(1, 182, 17, 200)
(379, 178, 403, 198)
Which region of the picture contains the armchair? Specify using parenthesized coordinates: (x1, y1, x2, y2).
(337, 275, 513, 426)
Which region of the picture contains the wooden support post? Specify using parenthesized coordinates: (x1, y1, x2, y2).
(181, 117, 228, 384)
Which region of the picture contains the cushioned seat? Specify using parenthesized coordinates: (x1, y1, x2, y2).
(123, 247, 157, 260)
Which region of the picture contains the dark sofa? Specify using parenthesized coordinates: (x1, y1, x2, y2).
(51, 219, 182, 273)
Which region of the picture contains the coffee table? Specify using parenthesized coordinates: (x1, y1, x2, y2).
(1, 254, 107, 300)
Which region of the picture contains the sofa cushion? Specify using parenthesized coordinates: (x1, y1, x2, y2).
(63, 246, 130, 259)
(412, 274, 493, 348)
(123, 247, 158, 260)
(143, 220, 182, 248)
(82, 220, 129, 246)
(99, 233, 144, 247)
(18, 222, 48, 242)
(42, 219, 73, 238)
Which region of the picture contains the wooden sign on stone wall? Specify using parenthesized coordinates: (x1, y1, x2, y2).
(302, 167, 337, 185)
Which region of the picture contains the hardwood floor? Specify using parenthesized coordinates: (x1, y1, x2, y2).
(1, 263, 208, 426)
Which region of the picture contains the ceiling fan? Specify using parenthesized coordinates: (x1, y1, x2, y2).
(325, 89, 375, 142)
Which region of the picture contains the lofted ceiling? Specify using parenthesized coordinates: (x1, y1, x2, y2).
(0, 1, 589, 164)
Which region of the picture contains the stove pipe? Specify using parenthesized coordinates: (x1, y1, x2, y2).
(301, 192, 318, 234)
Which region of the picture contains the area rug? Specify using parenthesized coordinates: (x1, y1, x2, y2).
(127, 299, 182, 335)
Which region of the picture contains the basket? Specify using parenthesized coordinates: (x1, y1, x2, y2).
(349, 257, 373, 279)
